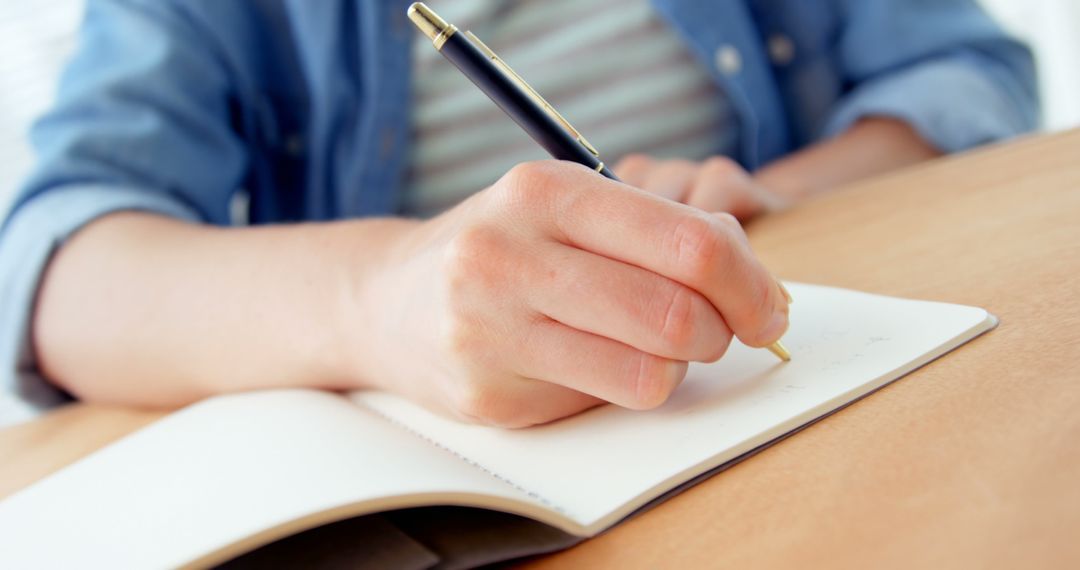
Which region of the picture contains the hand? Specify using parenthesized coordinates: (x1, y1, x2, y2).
(351, 160, 790, 428)
(613, 154, 789, 220)
(33, 120, 929, 410)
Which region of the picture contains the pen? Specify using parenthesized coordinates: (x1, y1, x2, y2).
(407, 2, 790, 362)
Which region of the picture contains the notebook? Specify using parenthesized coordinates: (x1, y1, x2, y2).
(0, 283, 996, 568)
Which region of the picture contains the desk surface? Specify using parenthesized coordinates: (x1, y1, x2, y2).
(3, 130, 1080, 568)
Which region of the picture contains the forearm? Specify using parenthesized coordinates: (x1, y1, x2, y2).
(754, 117, 941, 201)
(33, 212, 418, 407)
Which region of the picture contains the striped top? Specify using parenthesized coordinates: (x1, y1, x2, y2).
(402, 0, 739, 217)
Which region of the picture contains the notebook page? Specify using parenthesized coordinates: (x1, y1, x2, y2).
(354, 283, 994, 529)
(0, 390, 540, 568)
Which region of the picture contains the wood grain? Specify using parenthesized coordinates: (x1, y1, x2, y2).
(2, 130, 1079, 568)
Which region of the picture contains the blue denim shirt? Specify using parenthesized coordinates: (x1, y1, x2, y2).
(0, 0, 1038, 415)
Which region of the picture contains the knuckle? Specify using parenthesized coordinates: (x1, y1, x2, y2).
(656, 286, 697, 355)
(438, 314, 481, 363)
(498, 160, 561, 208)
(442, 225, 505, 294)
(630, 353, 683, 410)
(450, 381, 498, 425)
(615, 153, 652, 173)
(702, 327, 734, 363)
(700, 156, 743, 179)
(450, 382, 524, 428)
(711, 211, 741, 230)
(619, 153, 651, 168)
(668, 215, 732, 286)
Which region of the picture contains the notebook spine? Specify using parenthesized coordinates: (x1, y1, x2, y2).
(366, 408, 569, 516)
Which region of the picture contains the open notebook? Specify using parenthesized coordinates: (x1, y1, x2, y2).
(0, 283, 996, 568)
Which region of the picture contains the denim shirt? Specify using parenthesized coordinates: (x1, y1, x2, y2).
(0, 0, 1038, 417)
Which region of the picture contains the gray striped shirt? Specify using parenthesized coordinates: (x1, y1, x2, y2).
(402, 0, 738, 217)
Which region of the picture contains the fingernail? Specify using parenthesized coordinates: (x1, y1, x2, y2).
(776, 279, 793, 304)
(772, 279, 790, 320)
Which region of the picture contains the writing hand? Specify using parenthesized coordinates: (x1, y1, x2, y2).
(356, 161, 790, 427)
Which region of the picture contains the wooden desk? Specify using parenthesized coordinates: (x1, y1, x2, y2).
(3, 130, 1079, 568)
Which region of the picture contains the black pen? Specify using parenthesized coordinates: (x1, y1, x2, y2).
(407, 2, 617, 180)
(407, 2, 791, 363)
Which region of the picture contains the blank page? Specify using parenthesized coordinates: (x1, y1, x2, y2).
(354, 283, 995, 530)
(0, 390, 533, 568)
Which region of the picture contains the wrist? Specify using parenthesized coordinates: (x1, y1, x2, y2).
(320, 217, 426, 390)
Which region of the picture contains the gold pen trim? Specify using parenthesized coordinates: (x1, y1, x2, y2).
(433, 25, 458, 50)
(767, 341, 791, 362)
(407, 3, 457, 50)
(409, 3, 601, 158)
(594, 161, 605, 173)
(464, 30, 601, 158)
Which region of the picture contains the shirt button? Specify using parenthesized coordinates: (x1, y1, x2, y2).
(714, 44, 742, 76)
(768, 34, 795, 66)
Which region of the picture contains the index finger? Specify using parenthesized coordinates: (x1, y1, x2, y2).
(522, 161, 789, 347)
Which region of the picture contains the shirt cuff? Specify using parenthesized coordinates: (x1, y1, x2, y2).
(0, 185, 200, 424)
(823, 55, 1035, 153)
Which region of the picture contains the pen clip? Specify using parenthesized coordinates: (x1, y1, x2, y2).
(465, 31, 600, 158)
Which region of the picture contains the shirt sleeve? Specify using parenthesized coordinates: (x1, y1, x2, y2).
(0, 0, 249, 419)
(823, 0, 1040, 152)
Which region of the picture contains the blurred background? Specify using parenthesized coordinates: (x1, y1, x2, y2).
(1, 0, 1078, 214)
(0, 1, 1075, 425)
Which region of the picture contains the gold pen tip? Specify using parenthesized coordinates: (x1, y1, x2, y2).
(767, 341, 791, 362)
(407, 2, 449, 42)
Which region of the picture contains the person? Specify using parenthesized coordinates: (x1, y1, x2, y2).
(0, 0, 1038, 427)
